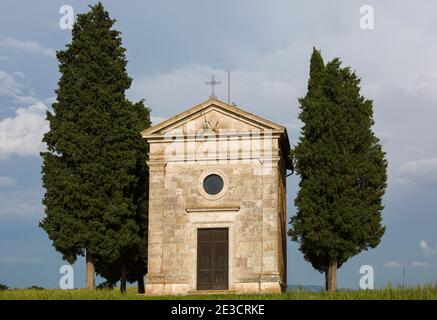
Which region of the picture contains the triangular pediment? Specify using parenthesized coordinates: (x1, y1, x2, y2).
(141, 98, 287, 138)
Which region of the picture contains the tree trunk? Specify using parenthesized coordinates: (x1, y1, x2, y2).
(120, 261, 127, 293)
(325, 267, 328, 291)
(325, 257, 337, 292)
(86, 253, 95, 290)
(137, 275, 145, 294)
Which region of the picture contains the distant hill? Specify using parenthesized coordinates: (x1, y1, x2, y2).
(287, 285, 354, 292)
(287, 285, 325, 292)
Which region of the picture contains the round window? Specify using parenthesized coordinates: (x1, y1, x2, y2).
(203, 174, 224, 195)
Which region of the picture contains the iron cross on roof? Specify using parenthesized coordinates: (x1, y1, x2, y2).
(205, 74, 221, 98)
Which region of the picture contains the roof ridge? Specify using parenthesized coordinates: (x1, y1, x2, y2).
(141, 97, 286, 137)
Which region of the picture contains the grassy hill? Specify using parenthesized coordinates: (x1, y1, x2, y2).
(0, 284, 436, 300)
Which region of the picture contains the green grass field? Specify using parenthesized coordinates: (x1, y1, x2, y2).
(1, 285, 437, 300)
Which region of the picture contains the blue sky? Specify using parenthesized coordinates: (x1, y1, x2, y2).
(0, 0, 436, 289)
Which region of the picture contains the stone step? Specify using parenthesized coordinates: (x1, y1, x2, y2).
(187, 290, 237, 295)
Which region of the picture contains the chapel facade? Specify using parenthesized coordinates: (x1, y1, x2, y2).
(141, 98, 292, 294)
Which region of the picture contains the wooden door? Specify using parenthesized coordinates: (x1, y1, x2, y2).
(197, 228, 228, 290)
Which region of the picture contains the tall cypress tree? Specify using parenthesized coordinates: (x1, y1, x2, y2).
(40, 2, 150, 291)
(289, 48, 387, 291)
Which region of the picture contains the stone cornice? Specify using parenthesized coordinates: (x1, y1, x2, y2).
(185, 207, 240, 213)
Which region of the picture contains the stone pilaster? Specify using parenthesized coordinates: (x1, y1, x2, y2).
(261, 142, 281, 293)
(145, 159, 166, 295)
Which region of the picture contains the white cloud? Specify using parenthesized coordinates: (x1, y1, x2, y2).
(0, 70, 40, 105)
(0, 70, 23, 97)
(403, 73, 437, 104)
(0, 176, 15, 188)
(362, 73, 437, 104)
(44, 96, 56, 105)
(384, 261, 402, 268)
(384, 259, 433, 268)
(398, 158, 437, 188)
(0, 102, 48, 160)
(411, 261, 432, 268)
(0, 37, 55, 58)
(419, 240, 437, 256)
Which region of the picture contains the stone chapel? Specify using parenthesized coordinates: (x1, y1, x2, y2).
(141, 97, 292, 294)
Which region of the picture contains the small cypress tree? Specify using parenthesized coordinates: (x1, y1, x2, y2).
(40, 2, 150, 291)
(289, 48, 387, 291)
